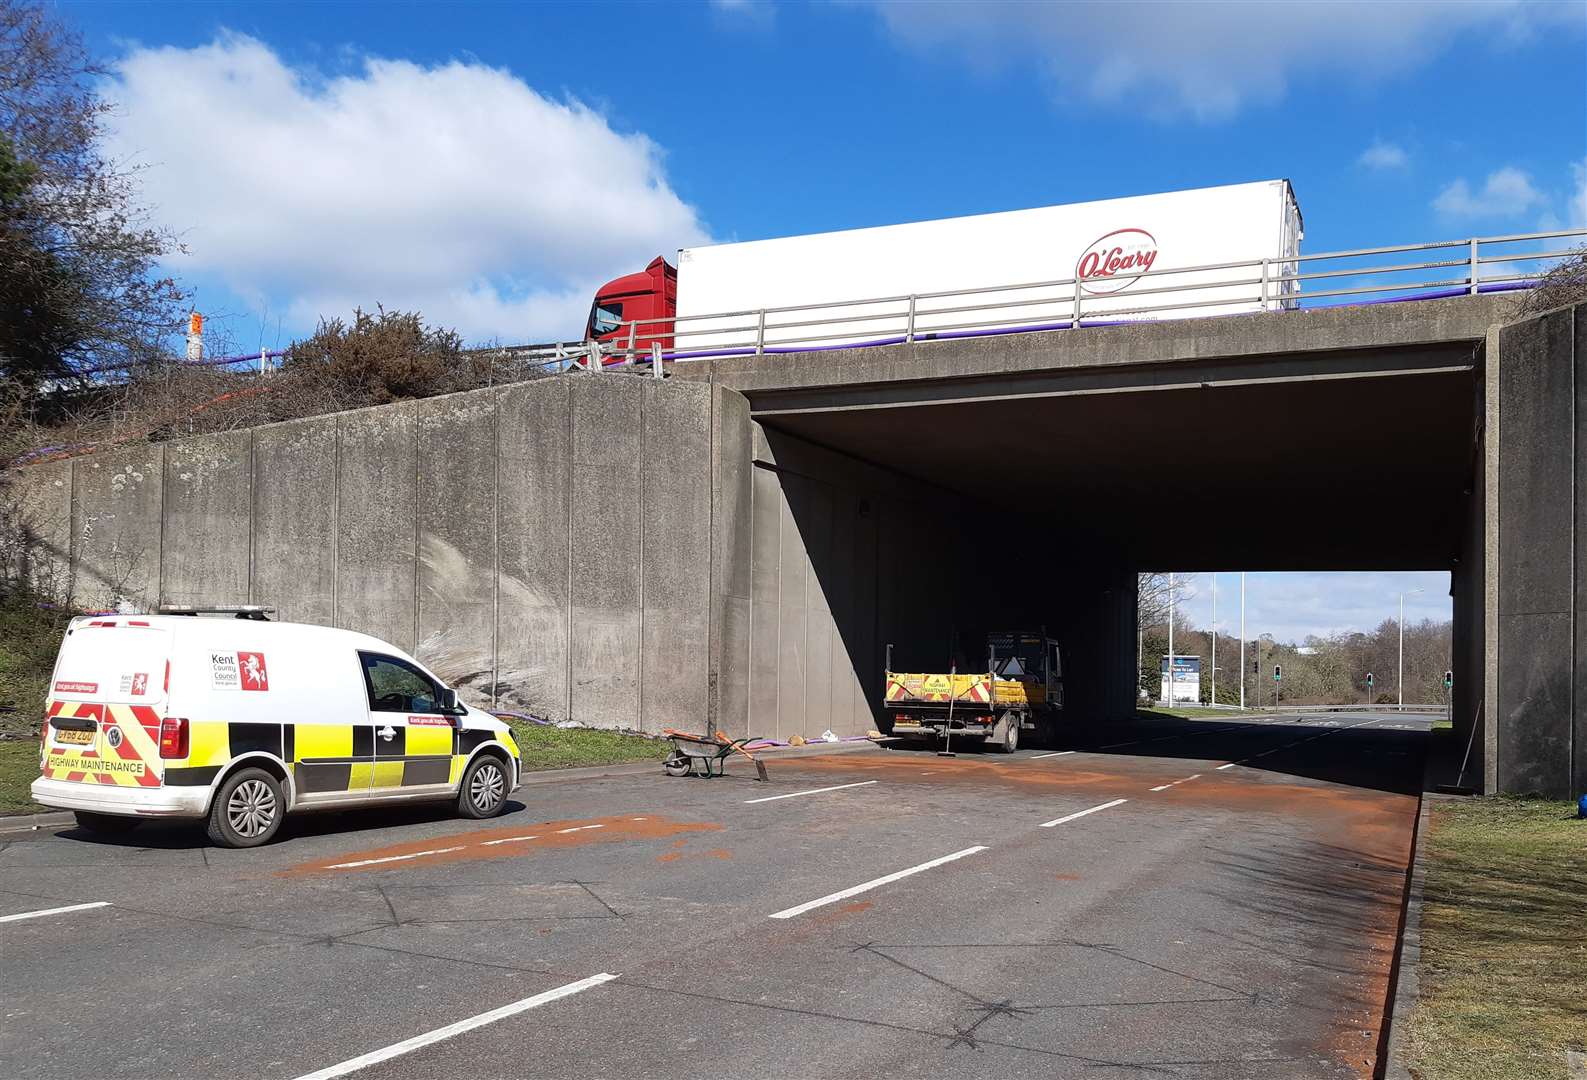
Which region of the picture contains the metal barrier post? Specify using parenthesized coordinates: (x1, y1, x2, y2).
(906, 296, 916, 343)
(627, 320, 637, 361)
(1072, 279, 1083, 326)
(1259, 258, 1269, 310)
(586, 342, 602, 372)
(1469, 238, 1480, 296)
(650, 342, 663, 379)
(756, 310, 765, 355)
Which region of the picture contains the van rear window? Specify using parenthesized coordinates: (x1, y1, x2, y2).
(53, 628, 169, 702)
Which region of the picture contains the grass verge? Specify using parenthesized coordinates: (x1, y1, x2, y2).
(507, 723, 670, 772)
(1407, 796, 1587, 1080)
(0, 739, 45, 815)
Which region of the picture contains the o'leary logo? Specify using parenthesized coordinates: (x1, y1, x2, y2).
(1077, 229, 1158, 295)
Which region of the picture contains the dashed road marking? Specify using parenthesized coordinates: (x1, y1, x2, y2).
(479, 835, 539, 847)
(1029, 751, 1075, 759)
(770, 846, 988, 919)
(744, 780, 879, 804)
(1149, 774, 1203, 792)
(1217, 763, 1237, 770)
(1039, 798, 1128, 828)
(555, 824, 605, 835)
(292, 972, 620, 1080)
(328, 846, 465, 870)
(0, 901, 111, 924)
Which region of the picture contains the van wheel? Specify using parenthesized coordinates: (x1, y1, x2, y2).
(74, 811, 140, 836)
(458, 755, 509, 819)
(998, 712, 1020, 754)
(206, 768, 285, 848)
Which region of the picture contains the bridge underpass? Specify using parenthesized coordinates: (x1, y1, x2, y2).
(683, 294, 1583, 798)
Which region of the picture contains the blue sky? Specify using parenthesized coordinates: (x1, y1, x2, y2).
(1172, 571, 1451, 644)
(63, 0, 1583, 639)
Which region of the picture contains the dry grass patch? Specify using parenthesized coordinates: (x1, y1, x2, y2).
(1407, 796, 1587, 1079)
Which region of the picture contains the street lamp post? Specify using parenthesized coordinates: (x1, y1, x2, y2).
(1239, 572, 1246, 711)
(1210, 575, 1217, 708)
(1398, 588, 1424, 711)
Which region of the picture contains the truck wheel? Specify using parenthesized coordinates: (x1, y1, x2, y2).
(458, 754, 509, 819)
(998, 712, 1020, 754)
(73, 811, 140, 836)
(206, 768, 285, 848)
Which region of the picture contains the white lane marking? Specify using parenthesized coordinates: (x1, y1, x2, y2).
(1149, 774, 1203, 792)
(1217, 717, 1380, 771)
(1039, 798, 1128, 828)
(1029, 751, 1075, 759)
(630, 817, 648, 821)
(769, 846, 988, 920)
(292, 972, 619, 1080)
(328, 846, 464, 870)
(555, 824, 604, 834)
(744, 780, 878, 804)
(0, 901, 111, 924)
(479, 835, 539, 847)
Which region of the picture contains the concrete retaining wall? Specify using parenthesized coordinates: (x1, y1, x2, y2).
(6, 376, 719, 734)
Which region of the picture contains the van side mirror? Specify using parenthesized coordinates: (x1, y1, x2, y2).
(437, 687, 460, 713)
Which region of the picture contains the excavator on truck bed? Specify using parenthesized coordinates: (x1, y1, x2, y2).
(882, 630, 1064, 752)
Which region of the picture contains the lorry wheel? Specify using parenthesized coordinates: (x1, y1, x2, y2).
(998, 712, 1020, 754)
(73, 811, 140, 836)
(206, 768, 285, 848)
(458, 755, 509, 819)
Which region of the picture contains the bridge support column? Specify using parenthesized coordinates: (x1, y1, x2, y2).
(1489, 301, 1584, 798)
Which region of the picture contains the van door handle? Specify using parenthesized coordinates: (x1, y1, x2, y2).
(378, 725, 396, 741)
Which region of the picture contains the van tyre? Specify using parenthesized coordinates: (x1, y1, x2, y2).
(74, 810, 140, 836)
(207, 768, 284, 848)
(459, 755, 509, 819)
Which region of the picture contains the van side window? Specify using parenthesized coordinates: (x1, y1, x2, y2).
(359, 652, 441, 713)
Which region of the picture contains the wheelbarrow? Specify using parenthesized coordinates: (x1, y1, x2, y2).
(661, 729, 768, 780)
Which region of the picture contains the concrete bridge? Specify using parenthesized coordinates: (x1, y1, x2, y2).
(10, 295, 1582, 797)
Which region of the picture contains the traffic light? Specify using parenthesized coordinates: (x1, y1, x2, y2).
(1366, 673, 1374, 688)
(1273, 665, 1282, 682)
(1443, 670, 1453, 689)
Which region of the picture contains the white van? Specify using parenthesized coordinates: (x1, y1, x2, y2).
(31, 607, 521, 848)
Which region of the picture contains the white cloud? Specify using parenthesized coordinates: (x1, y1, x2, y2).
(1358, 140, 1409, 170)
(711, 0, 776, 29)
(1432, 166, 1547, 218)
(102, 34, 709, 343)
(860, 1, 1581, 121)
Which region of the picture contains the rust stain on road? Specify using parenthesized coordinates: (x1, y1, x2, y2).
(280, 813, 722, 876)
(656, 838, 733, 863)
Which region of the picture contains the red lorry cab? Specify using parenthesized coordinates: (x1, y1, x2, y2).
(586, 256, 677, 358)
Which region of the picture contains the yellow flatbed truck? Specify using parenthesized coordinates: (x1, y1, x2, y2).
(882, 631, 1063, 752)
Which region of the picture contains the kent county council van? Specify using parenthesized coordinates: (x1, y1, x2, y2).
(31, 607, 521, 848)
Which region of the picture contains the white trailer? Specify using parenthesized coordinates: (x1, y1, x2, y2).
(672, 179, 1302, 353)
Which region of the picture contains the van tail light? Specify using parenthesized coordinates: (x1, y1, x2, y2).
(159, 717, 189, 759)
(39, 716, 49, 759)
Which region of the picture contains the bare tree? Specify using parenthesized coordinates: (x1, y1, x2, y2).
(1137, 571, 1193, 628)
(1510, 247, 1587, 320)
(0, 0, 185, 388)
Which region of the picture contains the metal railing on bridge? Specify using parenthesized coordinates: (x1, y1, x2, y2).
(598, 227, 1586, 367)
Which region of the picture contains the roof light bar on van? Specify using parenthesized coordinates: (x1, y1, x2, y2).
(157, 605, 275, 621)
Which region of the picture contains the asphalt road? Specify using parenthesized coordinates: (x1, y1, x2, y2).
(0, 712, 1429, 1080)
